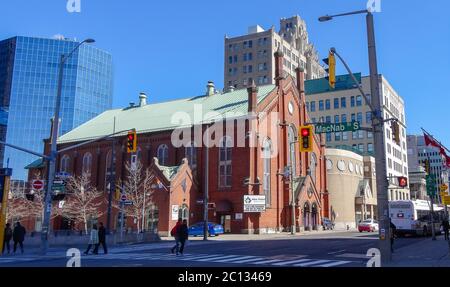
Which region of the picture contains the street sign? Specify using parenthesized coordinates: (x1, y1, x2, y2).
(243, 195, 266, 213)
(55, 172, 70, 179)
(196, 199, 204, 205)
(426, 175, 436, 196)
(443, 196, 450, 205)
(123, 201, 133, 205)
(314, 121, 361, 134)
(440, 184, 448, 192)
(53, 180, 65, 185)
(32, 180, 44, 191)
(120, 194, 127, 202)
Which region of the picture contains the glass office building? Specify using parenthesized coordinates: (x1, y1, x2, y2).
(0, 36, 113, 180)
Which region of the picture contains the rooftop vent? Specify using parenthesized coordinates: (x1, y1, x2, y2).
(139, 92, 147, 107)
(206, 81, 215, 96)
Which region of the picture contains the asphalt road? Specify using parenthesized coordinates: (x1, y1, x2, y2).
(0, 231, 429, 267)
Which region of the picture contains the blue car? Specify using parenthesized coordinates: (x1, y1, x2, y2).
(188, 222, 224, 237)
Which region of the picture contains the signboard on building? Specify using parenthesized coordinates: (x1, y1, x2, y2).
(243, 195, 266, 213)
(171, 205, 179, 220)
(314, 121, 361, 134)
(235, 213, 243, 220)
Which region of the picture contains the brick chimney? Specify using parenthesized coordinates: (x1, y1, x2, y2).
(274, 48, 284, 87)
(247, 80, 258, 112)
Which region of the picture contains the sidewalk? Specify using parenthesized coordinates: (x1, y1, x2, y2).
(388, 238, 450, 267)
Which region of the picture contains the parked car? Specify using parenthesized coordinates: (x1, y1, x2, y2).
(358, 219, 378, 232)
(188, 222, 224, 237)
(322, 217, 334, 230)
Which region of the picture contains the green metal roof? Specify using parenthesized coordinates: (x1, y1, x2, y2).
(25, 158, 45, 169)
(156, 163, 181, 181)
(58, 85, 277, 144)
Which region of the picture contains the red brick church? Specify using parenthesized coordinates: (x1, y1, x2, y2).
(26, 51, 328, 235)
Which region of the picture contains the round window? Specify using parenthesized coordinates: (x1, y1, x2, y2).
(337, 160, 346, 172)
(326, 159, 333, 170)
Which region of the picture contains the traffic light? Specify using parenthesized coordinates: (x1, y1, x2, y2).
(127, 129, 137, 153)
(424, 159, 430, 174)
(115, 185, 121, 201)
(299, 125, 314, 152)
(322, 50, 336, 89)
(398, 176, 408, 188)
(391, 121, 400, 146)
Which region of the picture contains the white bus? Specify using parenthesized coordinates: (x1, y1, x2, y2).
(389, 200, 446, 236)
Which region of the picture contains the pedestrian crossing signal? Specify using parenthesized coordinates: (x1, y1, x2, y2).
(127, 130, 137, 153)
(398, 176, 408, 188)
(299, 125, 314, 152)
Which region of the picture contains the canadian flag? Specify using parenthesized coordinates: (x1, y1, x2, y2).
(424, 133, 446, 155)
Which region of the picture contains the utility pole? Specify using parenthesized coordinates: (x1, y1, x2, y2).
(203, 127, 209, 241)
(40, 39, 95, 255)
(319, 9, 392, 264)
(106, 117, 116, 234)
(366, 12, 392, 264)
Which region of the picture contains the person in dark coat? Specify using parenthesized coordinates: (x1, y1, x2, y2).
(3, 223, 12, 254)
(95, 222, 108, 254)
(170, 218, 182, 255)
(390, 220, 396, 253)
(177, 219, 189, 255)
(12, 222, 26, 254)
(442, 218, 449, 240)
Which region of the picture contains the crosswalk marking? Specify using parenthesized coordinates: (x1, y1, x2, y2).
(0, 250, 354, 268)
(272, 258, 311, 266)
(196, 255, 240, 262)
(250, 259, 284, 265)
(317, 260, 352, 267)
(214, 256, 258, 263)
(294, 259, 331, 267)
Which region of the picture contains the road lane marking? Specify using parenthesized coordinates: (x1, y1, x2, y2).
(294, 259, 331, 267)
(250, 259, 284, 265)
(327, 250, 346, 255)
(214, 256, 258, 263)
(336, 253, 370, 259)
(196, 255, 242, 262)
(317, 260, 352, 267)
(272, 259, 312, 266)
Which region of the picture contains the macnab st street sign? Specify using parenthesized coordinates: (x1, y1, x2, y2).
(314, 121, 361, 134)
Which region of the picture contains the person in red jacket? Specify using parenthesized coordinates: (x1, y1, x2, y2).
(170, 218, 182, 255)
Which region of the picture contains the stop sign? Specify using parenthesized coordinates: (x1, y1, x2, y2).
(121, 194, 127, 201)
(32, 180, 44, 191)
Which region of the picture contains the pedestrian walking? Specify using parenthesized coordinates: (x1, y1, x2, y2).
(442, 218, 449, 241)
(390, 220, 396, 253)
(170, 218, 182, 255)
(2, 223, 12, 254)
(96, 222, 108, 254)
(12, 222, 26, 254)
(84, 224, 99, 255)
(177, 219, 189, 255)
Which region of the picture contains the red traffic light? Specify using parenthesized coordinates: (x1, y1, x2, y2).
(301, 128, 310, 137)
(398, 177, 408, 188)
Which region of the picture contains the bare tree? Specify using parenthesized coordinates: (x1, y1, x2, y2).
(62, 173, 105, 234)
(113, 160, 155, 233)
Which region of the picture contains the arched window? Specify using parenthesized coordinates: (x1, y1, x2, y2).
(310, 153, 317, 183)
(82, 152, 92, 175)
(146, 204, 159, 233)
(185, 142, 197, 170)
(178, 204, 189, 221)
(262, 138, 272, 206)
(60, 155, 70, 173)
(287, 125, 296, 176)
(219, 136, 232, 187)
(157, 144, 169, 165)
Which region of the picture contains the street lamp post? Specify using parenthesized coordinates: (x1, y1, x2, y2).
(40, 39, 95, 255)
(319, 10, 392, 264)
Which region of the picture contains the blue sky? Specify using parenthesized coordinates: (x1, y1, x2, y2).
(1, 0, 449, 147)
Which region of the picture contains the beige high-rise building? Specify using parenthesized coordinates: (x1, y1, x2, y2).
(305, 73, 410, 201)
(224, 15, 325, 90)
